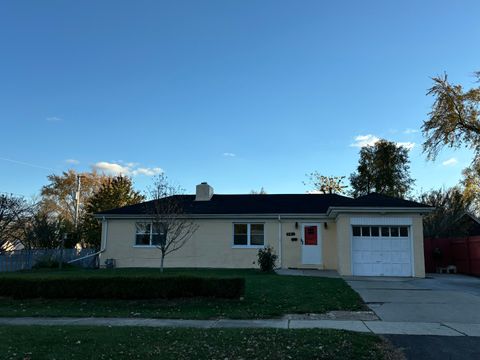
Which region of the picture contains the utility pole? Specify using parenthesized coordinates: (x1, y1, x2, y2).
(74, 174, 82, 230)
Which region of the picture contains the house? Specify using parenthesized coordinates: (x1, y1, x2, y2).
(96, 182, 433, 277)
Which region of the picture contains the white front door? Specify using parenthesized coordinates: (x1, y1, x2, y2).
(301, 224, 322, 265)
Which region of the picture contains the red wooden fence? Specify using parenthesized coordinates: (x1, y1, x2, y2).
(424, 236, 480, 276)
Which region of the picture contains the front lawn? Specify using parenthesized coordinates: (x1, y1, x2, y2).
(0, 268, 365, 319)
(0, 326, 394, 360)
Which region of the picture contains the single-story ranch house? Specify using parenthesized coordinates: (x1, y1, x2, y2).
(96, 182, 433, 277)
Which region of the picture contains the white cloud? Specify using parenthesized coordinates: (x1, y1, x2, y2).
(65, 159, 79, 165)
(91, 161, 162, 176)
(46, 116, 62, 122)
(132, 167, 163, 176)
(350, 134, 380, 148)
(396, 142, 416, 150)
(442, 157, 458, 166)
(350, 135, 415, 150)
(404, 128, 419, 134)
(223, 152, 236, 157)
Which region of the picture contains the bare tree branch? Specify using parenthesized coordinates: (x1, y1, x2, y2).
(146, 174, 199, 272)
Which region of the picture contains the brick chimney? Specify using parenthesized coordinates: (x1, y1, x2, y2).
(195, 182, 214, 201)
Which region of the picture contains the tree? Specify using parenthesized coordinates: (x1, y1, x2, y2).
(304, 172, 347, 194)
(418, 187, 472, 238)
(422, 71, 480, 160)
(349, 139, 414, 198)
(250, 187, 267, 194)
(147, 174, 198, 272)
(40, 170, 108, 226)
(23, 211, 67, 249)
(40, 170, 108, 246)
(0, 194, 29, 252)
(82, 176, 144, 248)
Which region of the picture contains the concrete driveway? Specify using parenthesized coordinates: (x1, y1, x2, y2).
(346, 274, 480, 324)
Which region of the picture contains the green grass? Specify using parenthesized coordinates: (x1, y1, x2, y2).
(0, 326, 393, 360)
(0, 268, 365, 319)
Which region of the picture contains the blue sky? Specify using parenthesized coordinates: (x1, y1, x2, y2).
(1, 0, 479, 197)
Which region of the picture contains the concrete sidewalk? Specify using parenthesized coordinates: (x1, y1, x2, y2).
(1, 317, 479, 337)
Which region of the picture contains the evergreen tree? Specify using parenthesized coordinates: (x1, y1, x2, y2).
(349, 139, 414, 198)
(82, 176, 144, 248)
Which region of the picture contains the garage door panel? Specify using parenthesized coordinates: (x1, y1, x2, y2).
(371, 239, 382, 251)
(400, 240, 410, 251)
(391, 240, 402, 251)
(381, 238, 392, 251)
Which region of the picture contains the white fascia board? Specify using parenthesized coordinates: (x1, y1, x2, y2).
(327, 206, 434, 217)
(94, 213, 332, 220)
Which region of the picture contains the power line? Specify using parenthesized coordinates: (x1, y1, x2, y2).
(0, 157, 56, 171)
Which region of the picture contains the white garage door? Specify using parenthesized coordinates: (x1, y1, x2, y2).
(352, 225, 412, 276)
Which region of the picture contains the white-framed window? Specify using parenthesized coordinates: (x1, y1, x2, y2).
(135, 222, 166, 246)
(233, 223, 265, 247)
(352, 225, 409, 238)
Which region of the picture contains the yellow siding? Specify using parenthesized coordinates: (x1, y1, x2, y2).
(100, 213, 425, 277)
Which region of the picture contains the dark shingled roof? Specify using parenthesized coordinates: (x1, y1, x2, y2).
(96, 193, 431, 216)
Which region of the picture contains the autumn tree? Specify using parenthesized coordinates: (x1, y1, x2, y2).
(146, 174, 198, 272)
(304, 172, 347, 194)
(422, 71, 480, 212)
(422, 71, 480, 160)
(0, 194, 30, 252)
(82, 176, 144, 249)
(40, 170, 108, 226)
(349, 139, 414, 198)
(418, 187, 472, 238)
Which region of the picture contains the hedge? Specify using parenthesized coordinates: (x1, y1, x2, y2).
(0, 276, 245, 300)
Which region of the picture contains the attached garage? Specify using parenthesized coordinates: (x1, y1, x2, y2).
(351, 219, 413, 277)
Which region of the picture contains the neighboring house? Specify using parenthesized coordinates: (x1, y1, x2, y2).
(96, 182, 433, 277)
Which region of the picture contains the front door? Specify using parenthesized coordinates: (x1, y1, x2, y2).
(301, 224, 322, 265)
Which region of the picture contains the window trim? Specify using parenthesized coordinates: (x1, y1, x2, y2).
(134, 221, 164, 248)
(232, 222, 265, 248)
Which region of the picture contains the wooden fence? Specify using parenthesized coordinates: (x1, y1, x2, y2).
(0, 249, 97, 272)
(424, 236, 480, 276)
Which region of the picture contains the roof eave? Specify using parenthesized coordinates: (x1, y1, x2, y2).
(327, 206, 434, 216)
(94, 213, 332, 220)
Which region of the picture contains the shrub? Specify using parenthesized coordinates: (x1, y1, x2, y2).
(32, 259, 74, 269)
(257, 246, 277, 272)
(0, 276, 245, 300)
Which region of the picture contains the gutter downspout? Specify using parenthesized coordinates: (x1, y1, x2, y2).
(278, 215, 282, 269)
(68, 217, 108, 264)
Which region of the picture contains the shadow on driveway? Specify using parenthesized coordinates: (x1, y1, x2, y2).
(346, 274, 480, 324)
(385, 335, 480, 360)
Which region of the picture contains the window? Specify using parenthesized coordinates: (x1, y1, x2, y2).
(361, 226, 370, 236)
(352, 226, 410, 238)
(135, 222, 166, 246)
(399, 226, 408, 237)
(250, 224, 264, 245)
(390, 227, 399, 237)
(233, 224, 248, 245)
(381, 227, 390, 237)
(352, 226, 361, 236)
(233, 223, 264, 247)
